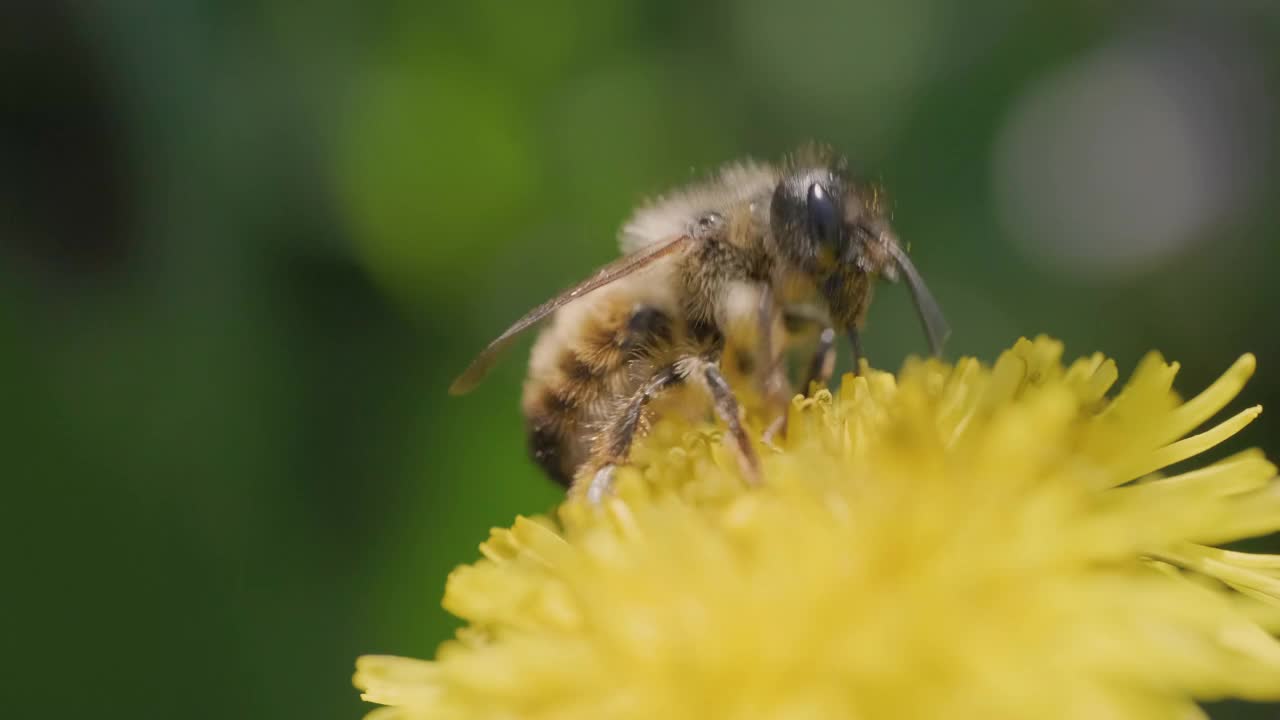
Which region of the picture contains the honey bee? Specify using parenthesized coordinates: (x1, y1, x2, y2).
(451, 146, 949, 502)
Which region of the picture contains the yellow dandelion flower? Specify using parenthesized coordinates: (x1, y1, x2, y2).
(356, 337, 1280, 719)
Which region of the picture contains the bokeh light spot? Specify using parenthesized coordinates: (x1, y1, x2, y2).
(335, 65, 537, 302)
(993, 29, 1267, 281)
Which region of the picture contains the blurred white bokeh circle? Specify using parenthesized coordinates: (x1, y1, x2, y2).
(993, 26, 1267, 280)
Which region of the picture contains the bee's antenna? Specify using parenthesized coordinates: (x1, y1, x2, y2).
(886, 243, 950, 356)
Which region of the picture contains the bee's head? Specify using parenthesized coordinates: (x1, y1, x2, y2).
(769, 158, 950, 355)
(769, 162, 893, 276)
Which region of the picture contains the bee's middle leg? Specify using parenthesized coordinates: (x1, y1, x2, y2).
(685, 355, 762, 488)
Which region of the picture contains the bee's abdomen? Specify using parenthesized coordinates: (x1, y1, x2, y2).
(521, 291, 676, 487)
(524, 392, 577, 486)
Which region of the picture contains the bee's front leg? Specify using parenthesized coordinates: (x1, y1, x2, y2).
(762, 306, 838, 445)
(779, 303, 842, 390)
(803, 327, 838, 392)
(754, 286, 794, 425)
(846, 325, 864, 373)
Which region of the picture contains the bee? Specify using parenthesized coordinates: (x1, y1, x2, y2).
(450, 146, 949, 502)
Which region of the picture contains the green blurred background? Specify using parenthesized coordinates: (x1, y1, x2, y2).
(4, 1, 1279, 718)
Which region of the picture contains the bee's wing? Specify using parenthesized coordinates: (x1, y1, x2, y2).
(449, 233, 694, 395)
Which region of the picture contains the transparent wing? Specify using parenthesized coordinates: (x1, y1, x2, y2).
(449, 233, 694, 395)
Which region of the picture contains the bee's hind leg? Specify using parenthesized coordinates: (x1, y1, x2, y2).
(584, 465, 619, 505)
(579, 365, 683, 504)
(580, 354, 762, 504)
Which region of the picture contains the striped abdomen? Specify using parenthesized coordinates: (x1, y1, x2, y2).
(521, 284, 682, 487)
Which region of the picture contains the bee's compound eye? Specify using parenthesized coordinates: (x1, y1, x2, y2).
(806, 183, 841, 248)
